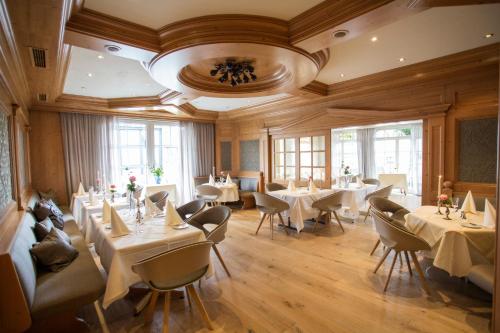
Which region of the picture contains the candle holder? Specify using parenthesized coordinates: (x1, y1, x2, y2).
(443, 205, 452, 220)
(436, 201, 443, 215)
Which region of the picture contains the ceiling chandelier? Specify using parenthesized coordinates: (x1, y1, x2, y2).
(210, 60, 257, 87)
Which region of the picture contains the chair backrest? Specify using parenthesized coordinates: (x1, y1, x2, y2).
(176, 199, 206, 221)
(362, 178, 381, 186)
(253, 192, 289, 213)
(265, 182, 287, 192)
(239, 177, 258, 192)
(312, 191, 344, 211)
(132, 241, 213, 291)
(196, 184, 223, 197)
(189, 206, 231, 243)
(365, 185, 393, 200)
(350, 174, 362, 182)
(193, 176, 209, 187)
(148, 191, 168, 211)
(369, 197, 409, 227)
(371, 210, 430, 252)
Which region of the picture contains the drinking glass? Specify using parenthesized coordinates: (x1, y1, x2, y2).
(452, 197, 460, 212)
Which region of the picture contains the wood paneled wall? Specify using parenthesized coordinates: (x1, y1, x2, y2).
(29, 110, 68, 205)
(216, 45, 500, 205)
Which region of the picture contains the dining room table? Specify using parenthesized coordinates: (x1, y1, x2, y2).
(204, 182, 239, 203)
(267, 188, 335, 232)
(89, 208, 210, 309)
(405, 206, 495, 277)
(331, 183, 378, 219)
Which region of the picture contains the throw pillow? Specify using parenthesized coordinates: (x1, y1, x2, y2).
(33, 200, 65, 229)
(30, 228, 79, 272)
(38, 189, 58, 205)
(33, 217, 71, 243)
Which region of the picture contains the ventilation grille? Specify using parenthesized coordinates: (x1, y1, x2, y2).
(37, 93, 47, 102)
(29, 47, 47, 68)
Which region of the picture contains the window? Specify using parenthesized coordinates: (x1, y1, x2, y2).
(274, 138, 296, 180)
(300, 136, 326, 181)
(115, 120, 180, 186)
(331, 130, 359, 177)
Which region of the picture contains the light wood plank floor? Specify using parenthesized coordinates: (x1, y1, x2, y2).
(81, 205, 492, 333)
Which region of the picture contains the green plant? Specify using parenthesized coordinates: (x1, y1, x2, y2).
(150, 166, 164, 177)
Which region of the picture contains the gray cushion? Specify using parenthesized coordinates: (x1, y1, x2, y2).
(34, 218, 71, 244)
(33, 200, 65, 229)
(468, 264, 494, 294)
(30, 228, 79, 272)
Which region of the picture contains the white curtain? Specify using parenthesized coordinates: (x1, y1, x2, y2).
(409, 124, 423, 195)
(179, 122, 215, 203)
(357, 128, 376, 179)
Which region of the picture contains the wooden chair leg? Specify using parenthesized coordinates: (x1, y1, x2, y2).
(374, 248, 392, 274)
(398, 252, 403, 268)
(313, 210, 323, 232)
(212, 244, 231, 277)
(333, 211, 344, 233)
(384, 251, 399, 292)
(255, 213, 267, 235)
(93, 301, 110, 333)
(363, 206, 371, 223)
(162, 291, 171, 333)
(187, 284, 214, 330)
(185, 286, 192, 308)
(270, 214, 274, 240)
(410, 251, 431, 295)
(277, 213, 289, 234)
(370, 239, 381, 256)
(144, 290, 159, 324)
(404, 251, 413, 276)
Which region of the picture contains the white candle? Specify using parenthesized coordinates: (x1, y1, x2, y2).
(437, 175, 442, 196)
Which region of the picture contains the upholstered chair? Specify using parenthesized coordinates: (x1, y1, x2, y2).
(188, 206, 232, 277)
(265, 182, 287, 192)
(362, 185, 393, 223)
(148, 191, 168, 215)
(253, 192, 290, 239)
(311, 191, 345, 233)
(371, 210, 431, 294)
(362, 178, 381, 187)
(196, 185, 223, 206)
(132, 241, 214, 332)
(176, 199, 206, 222)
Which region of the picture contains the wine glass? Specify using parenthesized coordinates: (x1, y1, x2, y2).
(452, 197, 460, 212)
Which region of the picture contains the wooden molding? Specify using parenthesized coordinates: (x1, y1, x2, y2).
(299, 80, 329, 96)
(326, 104, 451, 119)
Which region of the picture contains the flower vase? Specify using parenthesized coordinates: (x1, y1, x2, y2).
(155, 176, 161, 184)
(344, 175, 351, 189)
(443, 206, 452, 220)
(436, 201, 443, 215)
(128, 191, 135, 215)
(110, 192, 115, 203)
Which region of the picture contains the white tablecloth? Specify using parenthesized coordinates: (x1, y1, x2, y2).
(145, 183, 177, 212)
(405, 206, 495, 277)
(378, 174, 408, 193)
(71, 194, 128, 243)
(205, 183, 239, 203)
(332, 184, 377, 217)
(91, 211, 208, 308)
(268, 189, 335, 232)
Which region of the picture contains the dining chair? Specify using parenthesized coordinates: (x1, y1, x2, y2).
(176, 199, 206, 222)
(265, 182, 287, 192)
(371, 209, 431, 294)
(368, 197, 410, 256)
(188, 206, 232, 277)
(148, 190, 169, 215)
(196, 185, 223, 207)
(362, 185, 393, 223)
(132, 241, 214, 332)
(362, 178, 381, 187)
(311, 191, 345, 233)
(253, 192, 289, 239)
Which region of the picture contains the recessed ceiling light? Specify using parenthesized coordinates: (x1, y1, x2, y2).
(340, 73, 345, 78)
(104, 44, 121, 52)
(97, 55, 104, 59)
(485, 33, 494, 38)
(332, 30, 349, 39)
(87, 73, 93, 77)
(371, 36, 378, 42)
(399, 57, 405, 62)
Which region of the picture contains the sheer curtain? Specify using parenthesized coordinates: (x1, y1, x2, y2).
(409, 124, 423, 195)
(179, 122, 214, 203)
(61, 113, 116, 200)
(357, 128, 376, 179)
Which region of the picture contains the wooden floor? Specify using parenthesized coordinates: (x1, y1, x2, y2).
(81, 202, 492, 333)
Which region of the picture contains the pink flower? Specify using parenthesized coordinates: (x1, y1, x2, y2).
(129, 175, 136, 182)
(96, 179, 100, 184)
(110, 184, 116, 189)
(438, 194, 448, 201)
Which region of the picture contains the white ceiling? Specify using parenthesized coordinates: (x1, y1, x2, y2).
(63, 46, 166, 98)
(84, 0, 323, 29)
(316, 4, 500, 84)
(189, 94, 291, 111)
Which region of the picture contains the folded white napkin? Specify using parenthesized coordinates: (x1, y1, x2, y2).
(226, 174, 233, 184)
(356, 176, 366, 188)
(102, 199, 111, 224)
(77, 182, 85, 195)
(89, 187, 96, 205)
(287, 180, 296, 192)
(165, 200, 184, 226)
(209, 174, 216, 186)
(483, 199, 496, 228)
(144, 196, 153, 217)
(309, 180, 318, 193)
(110, 206, 130, 237)
(461, 190, 477, 214)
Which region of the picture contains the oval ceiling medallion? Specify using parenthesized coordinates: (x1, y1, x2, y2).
(148, 15, 329, 97)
